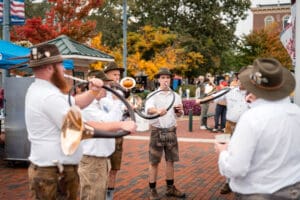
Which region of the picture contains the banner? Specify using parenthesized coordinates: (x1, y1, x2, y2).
(10, 0, 25, 25)
(0, 0, 3, 24)
(280, 3, 296, 65)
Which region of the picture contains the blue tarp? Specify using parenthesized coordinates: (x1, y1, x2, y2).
(63, 59, 74, 70)
(0, 40, 30, 69)
(0, 40, 74, 70)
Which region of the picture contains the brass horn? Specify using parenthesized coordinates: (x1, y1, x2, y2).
(62, 75, 136, 156)
(111, 77, 143, 110)
(120, 77, 136, 90)
(61, 106, 132, 156)
(113, 78, 176, 120)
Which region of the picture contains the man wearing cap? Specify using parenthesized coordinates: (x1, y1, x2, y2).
(78, 70, 136, 200)
(145, 68, 185, 200)
(215, 58, 300, 199)
(25, 44, 104, 199)
(102, 62, 126, 200)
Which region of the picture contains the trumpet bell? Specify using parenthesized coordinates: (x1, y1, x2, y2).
(61, 106, 84, 156)
(120, 77, 136, 90)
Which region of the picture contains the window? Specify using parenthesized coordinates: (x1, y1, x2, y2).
(282, 15, 291, 29)
(264, 16, 274, 28)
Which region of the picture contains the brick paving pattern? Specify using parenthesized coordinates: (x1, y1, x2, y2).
(0, 116, 234, 200)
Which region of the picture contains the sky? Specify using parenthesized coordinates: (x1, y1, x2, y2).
(235, 0, 291, 36)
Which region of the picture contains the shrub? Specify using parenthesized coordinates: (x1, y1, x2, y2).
(182, 99, 201, 116)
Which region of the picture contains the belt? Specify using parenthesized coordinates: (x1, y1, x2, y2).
(30, 163, 78, 172)
(83, 155, 108, 159)
(151, 126, 176, 132)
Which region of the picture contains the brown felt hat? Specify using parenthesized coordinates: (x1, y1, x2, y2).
(29, 44, 63, 68)
(155, 68, 173, 78)
(103, 62, 124, 73)
(88, 70, 112, 82)
(239, 58, 295, 101)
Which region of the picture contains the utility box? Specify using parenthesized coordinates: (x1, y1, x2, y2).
(4, 77, 34, 161)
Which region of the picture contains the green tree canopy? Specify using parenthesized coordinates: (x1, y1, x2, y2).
(91, 0, 251, 76)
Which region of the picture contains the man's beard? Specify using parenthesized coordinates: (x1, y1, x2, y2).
(50, 65, 69, 94)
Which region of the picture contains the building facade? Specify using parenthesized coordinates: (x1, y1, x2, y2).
(251, 3, 291, 32)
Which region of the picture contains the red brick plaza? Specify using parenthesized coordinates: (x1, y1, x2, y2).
(0, 116, 234, 200)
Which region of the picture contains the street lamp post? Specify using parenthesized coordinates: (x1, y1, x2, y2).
(2, 0, 10, 87)
(2, 0, 10, 41)
(122, 0, 127, 76)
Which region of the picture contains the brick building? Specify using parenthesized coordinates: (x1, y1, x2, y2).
(251, 2, 291, 31)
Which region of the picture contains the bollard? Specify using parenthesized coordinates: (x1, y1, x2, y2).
(188, 109, 193, 132)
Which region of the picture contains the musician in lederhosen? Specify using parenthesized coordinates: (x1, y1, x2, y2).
(78, 70, 136, 200)
(145, 68, 186, 200)
(103, 62, 127, 200)
(25, 44, 104, 199)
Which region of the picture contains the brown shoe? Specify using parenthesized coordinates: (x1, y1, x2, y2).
(220, 183, 232, 194)
(149, 188, 160, 200)
(166, 185, 186, 198)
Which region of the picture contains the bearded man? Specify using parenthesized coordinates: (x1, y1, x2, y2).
(25, 44, 104, 200)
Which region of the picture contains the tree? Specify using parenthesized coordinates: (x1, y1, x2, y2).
(126, 26, 204, 79)
(91, 0, 250, 74)
(11, 18, 58, 44)
(90, 32, 116, 70)
(238, 23, 293, 70)
(88, 0, 123, 47)
(11, 0, 104, 43)
(24, 0, 51, 19)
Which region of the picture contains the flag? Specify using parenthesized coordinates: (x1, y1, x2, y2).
(0, 0, 3, 24)
(10, 0, 25, 25)
(280, 3, 296, 65)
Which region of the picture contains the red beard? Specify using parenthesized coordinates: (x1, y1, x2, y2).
(50, 64, 69, 94)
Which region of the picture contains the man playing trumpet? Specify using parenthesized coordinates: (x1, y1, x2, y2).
(102, 62, 128, 200)
(78, 70, 135, 200)
(145, 68, 185, 200)
(25, 44, 135, 200)
(25, 44, 104, 200)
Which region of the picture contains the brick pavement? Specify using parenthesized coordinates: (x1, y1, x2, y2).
(0, 116, 234, 200)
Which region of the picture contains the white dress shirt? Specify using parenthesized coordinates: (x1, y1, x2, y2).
(25, 79, 82, 166)
(80, 97, 123, 157)
(225, 87, 249, 122)
(218, 98, 300, 194)
(145, 90, 182, 128)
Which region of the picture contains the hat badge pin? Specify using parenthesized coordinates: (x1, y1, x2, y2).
(250, 72, 268, 85)
(45, 51, 51, 58)
(32, 48, 38, 60)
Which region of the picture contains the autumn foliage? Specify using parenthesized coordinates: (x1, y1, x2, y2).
(126, 26, 204, 79)
(11, 0, 104, 44)
(240, 23, 293, 70)
(11, 18, 57, 44)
